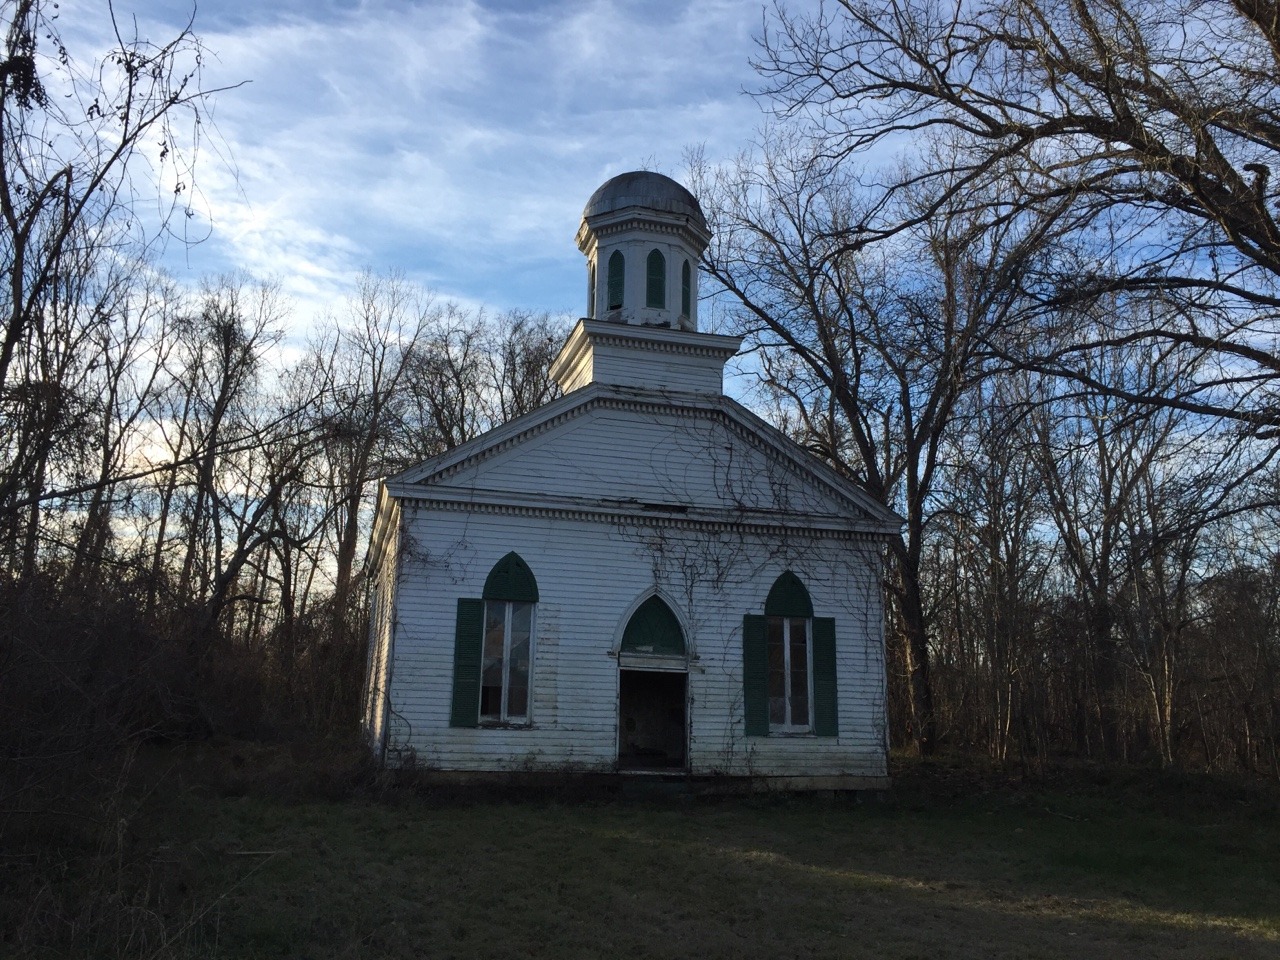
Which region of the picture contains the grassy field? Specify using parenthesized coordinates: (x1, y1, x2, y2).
(4, 749, 1279, 959)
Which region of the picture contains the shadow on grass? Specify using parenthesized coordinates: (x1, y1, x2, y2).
(161, 784, 1278, 960)
(6, 746, 1277, 960)
(543, 799, 1277, 960)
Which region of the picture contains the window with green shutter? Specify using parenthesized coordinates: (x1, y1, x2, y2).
(743, 572, 837, 737)
(451, 553, 538, 727)
(646, 248, 665, 308)
(607, 251, 625, 310)
(681, 259, 691, 317)
(588, 261, 596, 318)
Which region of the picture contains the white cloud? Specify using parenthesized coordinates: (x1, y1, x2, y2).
(51, 0, 787, 324)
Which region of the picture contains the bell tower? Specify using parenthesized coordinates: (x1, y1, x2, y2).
(576, 171, 710, 332)
(552, 172, 740, 396)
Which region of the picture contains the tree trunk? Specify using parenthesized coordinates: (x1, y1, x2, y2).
(893, 540, 937, 755)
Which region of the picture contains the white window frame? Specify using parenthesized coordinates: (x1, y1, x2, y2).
(768, 615, 814, 733)
(479, 599, 535, 724)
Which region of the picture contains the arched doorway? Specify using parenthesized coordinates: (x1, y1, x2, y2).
(617, 596, 687, 771)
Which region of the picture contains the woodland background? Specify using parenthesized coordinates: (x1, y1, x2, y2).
(4, 0, 1280, 840)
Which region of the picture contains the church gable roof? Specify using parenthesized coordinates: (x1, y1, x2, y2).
(386, 383, 901, 535)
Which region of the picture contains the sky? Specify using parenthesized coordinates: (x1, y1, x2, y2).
(58, 0, 787, 327)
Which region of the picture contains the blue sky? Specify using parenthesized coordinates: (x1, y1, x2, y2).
(64, 0, 784, 324)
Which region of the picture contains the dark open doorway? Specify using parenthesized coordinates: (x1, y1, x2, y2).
(617, 670, 687, 770)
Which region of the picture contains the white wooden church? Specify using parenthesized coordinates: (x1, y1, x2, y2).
(361, 172, 900, 789)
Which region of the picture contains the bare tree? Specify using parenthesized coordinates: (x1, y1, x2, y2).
(0, 0, 229, 393)
(163, 277, 284, 608)
(756, 0, 1280, 426)
(0, 0, 234, 574)
(696, 138, 1062, 753)
(63, 266, 180, 582)
(928, 371, 1056, 762)
(1194, 554, 1280, 774)
(395, 304, 566, 462)
(487, 309, 565, 422)
(1025, 320, 1273, 762)
(306, 273, 431, 616)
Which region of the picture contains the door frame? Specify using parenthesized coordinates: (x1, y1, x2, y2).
(616, 661, 689, 771)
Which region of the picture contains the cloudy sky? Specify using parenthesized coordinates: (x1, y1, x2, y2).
(59, 0, 789, 324)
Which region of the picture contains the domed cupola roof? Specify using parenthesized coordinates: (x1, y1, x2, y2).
(583, 171, 707, 233)
(575, 170, 712, 335)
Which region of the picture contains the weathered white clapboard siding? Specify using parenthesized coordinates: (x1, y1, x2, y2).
(687, 538, 888, 778)
(552, 322, 735, 393)
(416, 396, 868, 521)
(367, 353, 900, 784)
(382, 504, 888, 779)
(362, 495, 400, 754)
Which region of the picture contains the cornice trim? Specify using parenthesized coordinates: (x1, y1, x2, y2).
(398, 494, 891, 541)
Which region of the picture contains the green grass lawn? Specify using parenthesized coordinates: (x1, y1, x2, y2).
(5, 751, 1279, 959)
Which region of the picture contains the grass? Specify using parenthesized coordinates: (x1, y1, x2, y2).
(4, 748, 1279, 958)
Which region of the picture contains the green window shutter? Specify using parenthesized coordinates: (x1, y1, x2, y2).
(646, 248, 665, 308)
(812, 617, 838, 737)
(742, 615, 769, 737)
(607, 251, 625, 309)
(450, 598, 484, 728)
(681, 260, 691, 316)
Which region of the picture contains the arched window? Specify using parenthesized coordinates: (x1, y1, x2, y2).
(742, 572, 838, 737)
(646, 248, 666, 308)
(681, 260, 692, 317)
(621, 595, 685, 656)
(451, 552, 538, 726)
(766, 571, 813, 619)
(588, 261, 596, 318)
(607, 251, 625, 310)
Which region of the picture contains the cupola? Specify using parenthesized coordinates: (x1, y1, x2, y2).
(552, 172, 740, 396)
(576, 171, 710, 332)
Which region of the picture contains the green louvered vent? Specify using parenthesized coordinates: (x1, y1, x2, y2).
(588, 262, 596, 318)
(450, 598, 484, 728)
(742, 615, 769, 737)
(646, 248, 666, 308)
(765, 571, 814, 618)
(483, 552, 539, 602)
(621, 595, 685, 656)
(607, 251, 625, 310)
(681, 259, 691, 316)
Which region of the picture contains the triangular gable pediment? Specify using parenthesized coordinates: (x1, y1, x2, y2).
(386, 384, 901, 535)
